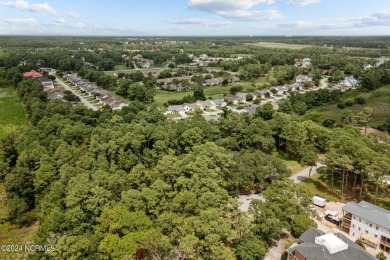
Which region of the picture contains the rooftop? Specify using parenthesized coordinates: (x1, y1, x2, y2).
(315, 233, 348, 254)
(288, 228, 375, 260)
(342, 201, 390, 230)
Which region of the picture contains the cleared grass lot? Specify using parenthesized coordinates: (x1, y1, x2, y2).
(0, 87, 28, 138)
(245, 42, 314, 50)
(305, 85, 390, 128)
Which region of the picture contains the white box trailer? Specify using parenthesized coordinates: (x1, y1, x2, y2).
(312, 196, 326, 207)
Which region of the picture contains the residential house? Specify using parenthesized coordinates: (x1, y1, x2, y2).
(212, 99, 227, 107)
(341, 201, 390, 253)
(244, 105, 259, 115)
(364, 64, 373, 70)
(183, 103, 201, 111)
(203, 77, 223, 86)
(203, 114, 220, 121)
(196, 100, 217, 110)
(199, 54, 208, 60)
(235, 92, 249, 101)
(302, 58, 311, 68)
(167, 105, 185, 114)
(295, 75, 312, 83)
(331, 84, 351, 92)
(340, 76, 358, 88)
(224, 94, 240, 104)
(284, 83, 302, 92)
(23, 70, 42, 78)
(271, 86, 285, 95)
(46, 88, 63, 100)
(252, 90, 270, 99)
(271, 102, 279, 110)
(286, 227, 375, 260)
(39, 77, 54, 91)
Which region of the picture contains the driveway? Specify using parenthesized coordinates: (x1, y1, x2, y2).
(289, 162, 325, 183)
(55, 77, 99, 111)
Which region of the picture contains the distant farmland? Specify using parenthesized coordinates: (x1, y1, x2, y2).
(245, 41, 315, 49)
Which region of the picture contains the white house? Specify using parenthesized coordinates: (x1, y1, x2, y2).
(341, 201, 390, 253)
(296, 75, 312, 83)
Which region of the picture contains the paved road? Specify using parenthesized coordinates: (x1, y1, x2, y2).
(289, 162, 325, 184)
(55, 77, 99, 111)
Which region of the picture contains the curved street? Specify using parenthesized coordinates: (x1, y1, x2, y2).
(55, 77, 99, 111)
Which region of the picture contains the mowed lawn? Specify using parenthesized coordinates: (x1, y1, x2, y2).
(153, 78, 270, 107)
(0, 87, 28, 138)
(305, 85, 390, 127)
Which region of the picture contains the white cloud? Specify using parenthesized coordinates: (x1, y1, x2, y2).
(72, 22, 86, 29)
(166, 18, 231, 27)
(172, 26, 186, 32)
(218, 9, 281, 20)
(166, 18, 212, 25)
(67, 12, 80, 18)
(276, 21, 340, 30)
(55, 18, 66, 24)
(3, 18, 38, 26)
(287, 0, 320, 6)
(189, 0, 275, 12)
(188, 0, 280, 21)
(0, 0, 57, 14)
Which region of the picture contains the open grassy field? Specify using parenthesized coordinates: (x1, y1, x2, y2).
(0, 184, 38, 259)
(104, 66, 166, 76)
(154, 78, 270, 107)
(273, 152, 306, 175)
(305, 85, 390, 127)
(0, 87, 28, 138)
(245, 42, 314, 50)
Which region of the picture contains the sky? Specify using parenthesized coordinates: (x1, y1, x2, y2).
(0, 0, 390, 36)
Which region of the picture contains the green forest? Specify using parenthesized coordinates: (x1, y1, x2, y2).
(0, 36, 389, 259)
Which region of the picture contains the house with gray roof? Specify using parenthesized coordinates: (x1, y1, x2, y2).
(244, 105, 258, 115)
(286, 227, 376, 260)
(167, 105, 185, 114)
(212, 99, 227, 107)
(224, 94, 240, 104)
(295, 75, 312, 83)
(341, 201, 390, 253)
(252, 89, 270, 99)
(234, 92, 248, 101)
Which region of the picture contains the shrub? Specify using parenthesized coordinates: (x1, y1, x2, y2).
(355, 239, 365, 249)
(337, 103, 346, 109)
(246, 93, 254, 101)
(376, 252, 386, 260)
(345, 100, 354, 106)
(354, 97, 366, 104)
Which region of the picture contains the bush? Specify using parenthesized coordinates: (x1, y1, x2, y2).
(345, 100, 354, 106)
(322, 118, 336, 128)
(64, 90, 72, 95)
(63, 93, 80, 102)
(48, 75, 56, 81)
(337, 103, 346, 109)
(229, 85, 243, 95)
(291, 215, 317, 237)
(354, 97, 366, 104)
(376, 252, 386, 260)
(246, 93, 254, 101)
(355, 239, 365, 249)
(253, 99, 260, 105)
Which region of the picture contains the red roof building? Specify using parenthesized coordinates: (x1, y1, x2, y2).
(23, 70, 42, 78)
